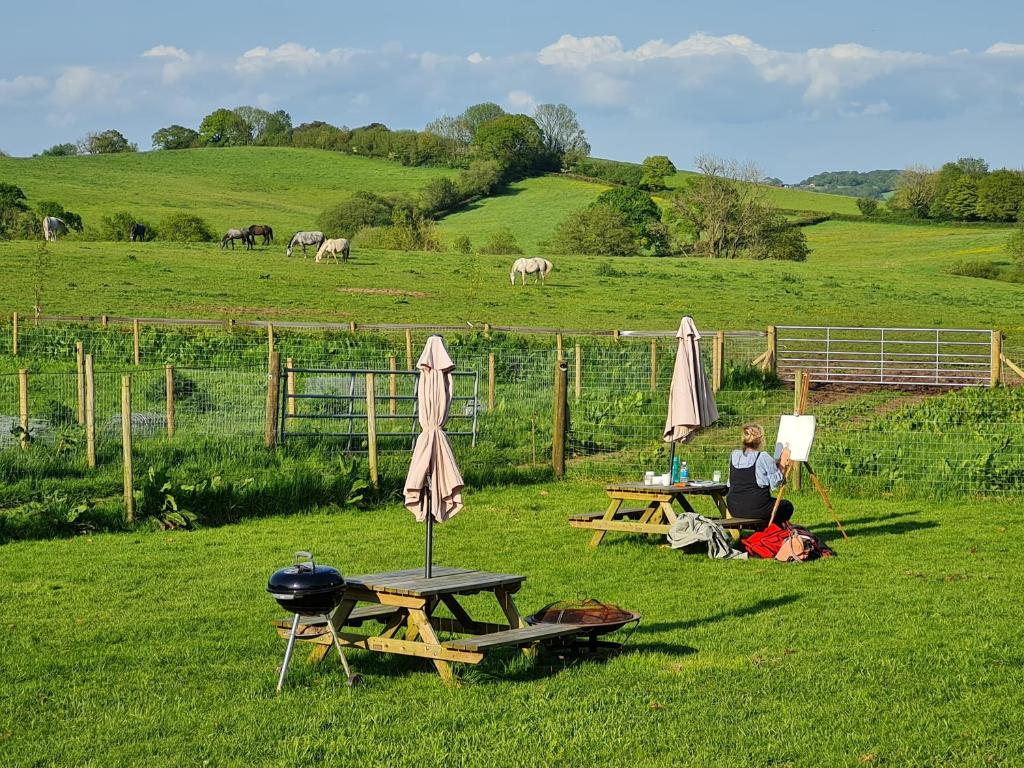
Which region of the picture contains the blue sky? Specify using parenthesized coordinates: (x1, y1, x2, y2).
(2, 0, 1022, 180)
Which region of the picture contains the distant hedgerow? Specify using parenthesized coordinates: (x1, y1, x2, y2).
(158, 212, 214, 243)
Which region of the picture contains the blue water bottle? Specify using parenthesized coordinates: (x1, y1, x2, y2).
(680, 461, 689, 482)
(671, 456, 680, 484)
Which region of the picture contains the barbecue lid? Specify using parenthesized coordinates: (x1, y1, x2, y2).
(267, 551, 344, 595)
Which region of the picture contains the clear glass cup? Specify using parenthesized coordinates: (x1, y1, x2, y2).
(644, 471, 655, 485)
(712, 470, 722, 483)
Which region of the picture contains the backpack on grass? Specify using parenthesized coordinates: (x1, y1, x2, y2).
(743, 524, 836, 562)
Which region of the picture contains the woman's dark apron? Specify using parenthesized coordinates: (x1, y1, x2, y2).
(727, 452, 775, 520)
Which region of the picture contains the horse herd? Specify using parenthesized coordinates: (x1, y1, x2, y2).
(40, 216, 554, 283)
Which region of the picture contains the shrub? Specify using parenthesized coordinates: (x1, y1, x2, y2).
(452, 235, 473, 254)
(352, 210, 441, 251)
(549, 204, 639, 256)
(945, 260, 1000, 279)
(1007, 226, 1024, 263)
(594, 260, 626, 278)
(39, 143, 78, 157)
(569, 157, 644, 187)
(36, 201, 83, 232)
(856, 197, 879, 216)
(640, 155, 676, 190)
(592, 186, 669, 255)
(456, 160, 503, 198)
(98, 210, 152, 241)
(158, 212, 215, 242)
(419, 177, 461, 215)
(318, 191, 396, 239)
(478, 227, 524, 255)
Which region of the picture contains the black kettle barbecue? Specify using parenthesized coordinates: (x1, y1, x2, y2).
(267, 551, 360, 690)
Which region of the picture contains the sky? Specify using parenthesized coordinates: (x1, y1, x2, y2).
(1, 0, 1023, 180)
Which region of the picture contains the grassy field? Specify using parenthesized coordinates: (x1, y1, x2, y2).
(1, 481, 1021, 766)
(0, 221, 1020, 338)
(0, 148, 454, 236)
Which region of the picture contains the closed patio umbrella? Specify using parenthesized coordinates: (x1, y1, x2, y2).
(663, 316, 719, 471)
(404, 335, 464, 578)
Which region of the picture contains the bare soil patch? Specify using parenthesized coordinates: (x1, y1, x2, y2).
(336, 287, 430, 298)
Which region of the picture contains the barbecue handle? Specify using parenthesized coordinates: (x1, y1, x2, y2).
(294, 551, 315, 571)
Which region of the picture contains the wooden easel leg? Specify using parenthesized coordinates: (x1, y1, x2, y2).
(767, 466, 791, 528)
(804, 462, 848, 540)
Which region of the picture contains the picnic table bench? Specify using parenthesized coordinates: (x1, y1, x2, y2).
(272, 567, 584, 682)
(570, 482, 762, 547)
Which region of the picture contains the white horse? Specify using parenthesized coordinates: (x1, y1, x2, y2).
(43, 216, 68, 242)
(286, 231, 325, 257)
(315, 238, 350, 263)
(510, 257, 553, 286)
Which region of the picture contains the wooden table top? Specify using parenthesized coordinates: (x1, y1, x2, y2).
(607, 481, 728, 495)
(346, 567, 526, 598)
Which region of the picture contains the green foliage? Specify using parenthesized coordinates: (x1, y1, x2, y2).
(39, 143, 79, 157)
(0, 182, 29, 212)
(856, 197, 879, 216)
(134, 465, 199, 530)
(318, 191, 397, 239)
(459, 102, 505, 137)
(98, 210, 150, 241)
(640, 155, 676, 190)
(12, 492, 93, 538)
(1005, 226, 1024, 263)
(353, 209, 440, 251)
(198, 109, 252, 147)
(452, 234, 473, 254)
(234, 107, 293, 146)
(79, 129, 136, 154)
(419, 177, 461, 215)
(477, 227, 523, 255)
(36, 201, 83, 232)
(976, 170, 1024, 222)
(549, 204, 639, 256)
(291, 121, 351, 151)
(471, 114, 551, 180)
(796, 169, 900, 199)
(592, 186, 669, 255)
(945, 259, 1000, 279)
(569, 156, 644, 187)
(151, 125, 199, 150)
(456, 160, 503, 199)
(532, 103, 589, 160)
(158, 212, 215, 242)
(747, 211, 810, 261)
(0, 182, 31, 239)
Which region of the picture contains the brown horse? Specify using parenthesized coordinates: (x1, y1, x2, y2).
(248, 224, 273, 245)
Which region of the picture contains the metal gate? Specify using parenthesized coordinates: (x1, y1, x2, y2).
(279, 366, 479, 449)
(776, 326, 994, 387)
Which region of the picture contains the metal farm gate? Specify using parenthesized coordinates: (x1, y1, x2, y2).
(279, 366, 479, 450)
(776, 326, 995, 387)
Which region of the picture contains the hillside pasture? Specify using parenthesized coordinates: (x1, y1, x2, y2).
(665, 171, 863, 215)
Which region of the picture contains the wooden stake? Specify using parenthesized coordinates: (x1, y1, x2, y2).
(365, 372, 379, 489)
(552, 360, 568, 479)
(267, 322, 275, 360)
(350, 320, 357, 334)
(483, 322, 491, 339)
(574, 344, 582, 401)
(165, 365, 175, 438)
(792, 370, 805, 491)
(991, 330, 1002, 388)
(405, 328, 414, 370)
(766, 325, 777, 375)
(75, 341, 85, 425)
(132, 319, 140, 366)
(613, 329, 620, 341)
(556, 333, 563, 361)
(389, 356, 397, 416)
(286, 357, 296, 416)
(85, 354, 96, 468)
(265, 351, 281, 449)
(101, 314, 108, 329)
(488, 352, 495, 411)
(650, 338, 657, 392)
(1000, 353, 1024, 380)
(713, 331, 725, 393)
(121, 374, 134, 523)
(11, 312, 18, 356)
(18, 369, 28, 450)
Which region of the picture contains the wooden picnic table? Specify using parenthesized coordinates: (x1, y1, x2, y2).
(570, 481, 761, 547)
(272, 567, 583, 683)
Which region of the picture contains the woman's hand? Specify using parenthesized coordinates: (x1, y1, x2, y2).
(778, 445, 792, 470)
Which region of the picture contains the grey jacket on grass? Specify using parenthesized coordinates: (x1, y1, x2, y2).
(668, 512, 749, 559)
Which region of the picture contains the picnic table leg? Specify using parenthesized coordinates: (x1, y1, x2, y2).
(495, 589, 535, 658)
(676, 496, 698, 516)
(589, 497, 623, 547)
(712, 493, 741, 542)
(637, 501, 661, 526)
(407, 607, 455, 683)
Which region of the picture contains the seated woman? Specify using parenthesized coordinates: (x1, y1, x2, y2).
(726, 423, 793, 525)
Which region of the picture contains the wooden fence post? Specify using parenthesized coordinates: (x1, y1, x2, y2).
(349, 320, 357, 334)
(552, 360, 568, 479)
(556, 333, 563, 361)
(265, 351, 281, 449)
(613, 329, 620, 342)
(365, 372, 379, 489)
(712, 331, 725, 393)
(132, 319, 140, 366)
(11, 312, 18, 356)
(488, 352, 495, 411)
(766, 325, 777, 376)
(101, 314, 108, 329)
(991, 330, 1002, 388)
(483, 323, 491, 339)
(76, 341, 85, 425)
(650, 338, 658, 392)
(574, 344, 582, 402)
(388, 356, 397, 416)
(85, 354, 96, 468)
(791, 370, 807, 492)
(267, 323, 275, 360)
(121, 374, 134, 523)
(405, 328, 414, 370)
(165, 365, 175, 438)
(18, 369, 28, 450)
(286, 357, 296, 416)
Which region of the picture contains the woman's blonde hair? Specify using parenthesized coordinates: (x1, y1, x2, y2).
(741, 423, 764, 450)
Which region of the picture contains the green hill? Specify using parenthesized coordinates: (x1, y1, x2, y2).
(664, 171, 862, 215)
(0, 147, 455, 236)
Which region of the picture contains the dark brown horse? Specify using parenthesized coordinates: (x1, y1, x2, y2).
(248, 224, 273, 245)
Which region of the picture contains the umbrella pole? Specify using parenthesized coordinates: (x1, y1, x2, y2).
(668, 441, 676, 478)
(424, 494, 433, 579)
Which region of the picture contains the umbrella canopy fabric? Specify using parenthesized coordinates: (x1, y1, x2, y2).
(404, 336, 464, 523)
(663, 316, 719, 444)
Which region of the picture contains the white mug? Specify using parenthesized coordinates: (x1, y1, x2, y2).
(712, 471, 722, 483)
(644, 471, 655, 485)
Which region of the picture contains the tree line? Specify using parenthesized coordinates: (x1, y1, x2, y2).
(886, 158, 1024, 223)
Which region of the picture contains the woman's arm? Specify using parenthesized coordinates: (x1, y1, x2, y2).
(756, 451, 786, 490)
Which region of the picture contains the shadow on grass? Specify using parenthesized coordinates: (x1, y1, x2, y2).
(637, 594, 802, 637)
(834, 519, 939, 539)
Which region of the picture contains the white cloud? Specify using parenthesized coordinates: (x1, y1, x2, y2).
(0, 75, 48, 102)
(141, 45, 204, 84)
(235, 42, 356, 75)
(467, 52, 488, 65)
(51, 66, 121, 105)
(538, 34, 624, 68)
(505, 89, 536, 111)
(143, 45, 190, 61)
(986, 42, 1024, 56)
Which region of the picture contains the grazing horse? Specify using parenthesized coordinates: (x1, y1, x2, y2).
(221, 228, 254, 250)
(248, 224, 273, 245)
(42, 216, 68, 242)
(510, 257, 554, 286)
(286, 231, 325, 257)
(315, 238, 350, 263)
(130, 223, 146, 242)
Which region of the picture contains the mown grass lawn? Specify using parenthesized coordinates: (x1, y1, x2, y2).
(1, 480, 1021, 767)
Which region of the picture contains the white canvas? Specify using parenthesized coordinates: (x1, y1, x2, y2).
(775, 415, 816, 462)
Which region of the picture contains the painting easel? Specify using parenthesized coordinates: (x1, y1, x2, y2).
(769, 371, 849, 540)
